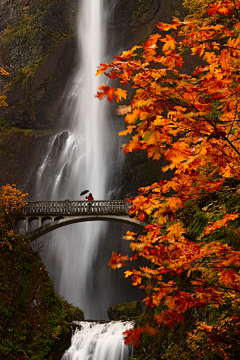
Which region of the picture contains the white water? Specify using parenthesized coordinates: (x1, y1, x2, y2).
(30, 0, 110, 319)
(61, 321, 134, 360)
(27, 0, 143, 321)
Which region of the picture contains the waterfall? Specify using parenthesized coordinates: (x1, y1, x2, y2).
(29, 0, 109, 319)
(61, 321, 134, 360)
(27, 0, 143, 320)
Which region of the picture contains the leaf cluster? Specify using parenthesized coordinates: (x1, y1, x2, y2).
(0, 185, 84, 359)
(97, 0, 240, 358)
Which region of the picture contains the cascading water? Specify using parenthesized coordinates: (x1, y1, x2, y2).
(61, 321, 134, 360)
(27, 0, 143, 322)
(23, 0, 141, 357)
(29, 0, 109, 319)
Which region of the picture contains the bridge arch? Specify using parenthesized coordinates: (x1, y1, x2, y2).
(24, 215, 146, 242)
(15, 200, 147, 242)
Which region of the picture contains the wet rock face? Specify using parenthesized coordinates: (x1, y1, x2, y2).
(0, 0, 186, 128)
(113, 0, 160, 28)
(109, 0, 186, 51)
(0, 0, 26, 33)
(0, 0, 78, 128)
(1, 36, 76, 128)
(107, 301, 142, 320)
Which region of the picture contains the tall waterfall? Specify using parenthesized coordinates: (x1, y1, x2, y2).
(30, 0, 109, 319)
(27, 0, 143, 320)
(61, 321, 134, 360)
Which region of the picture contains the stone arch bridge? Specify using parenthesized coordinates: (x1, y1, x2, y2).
(15, 200, 146, 242)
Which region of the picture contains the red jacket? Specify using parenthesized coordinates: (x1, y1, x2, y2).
(86, 195, 94, 201)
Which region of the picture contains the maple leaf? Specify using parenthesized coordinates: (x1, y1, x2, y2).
(123, 328, 143, 347)
(157, 22, 177, 31)
(147, 146, 161, 160)
(143, 34, 161, 49)
(0, 95, 8, 107)
(132, 274, 142, 285)
(96, 85, 116, 102)
(118, 126, 136, 136)
(161, 35, 177, 52)
(114, 88, 127, 102)
(124, 270, 133, 278)
(107, 87, 115, 103)
(109, 252, 127, 269)
(167, 222, 185, 243)
(123, 231, 136, 241)
(95, 63, 109, 76)
(157, 17, 189, 31)
(120, 47, 140, 60)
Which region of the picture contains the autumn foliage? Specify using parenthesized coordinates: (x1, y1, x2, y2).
(0, 66, 8, 108)
(97, 0, 240, 358)
(0, 184, 28, 250)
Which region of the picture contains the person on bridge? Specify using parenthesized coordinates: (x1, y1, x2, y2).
(86, 193, 94, 211)
(86, 193, 94, 201)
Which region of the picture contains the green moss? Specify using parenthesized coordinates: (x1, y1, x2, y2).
(131, 0, 152, 21)
(107, 301, 142, 320)
(11, 57, 45, 89)
(0, 234, 84, 359)
(0, 117, 33, 136)
(2, 14, 34, 46)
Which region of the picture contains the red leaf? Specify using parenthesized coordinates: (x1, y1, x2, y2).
(123, 328, 143, 347)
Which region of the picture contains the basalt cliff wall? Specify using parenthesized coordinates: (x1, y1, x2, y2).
(0, 0, 185, 129)
(0, 0, 184, 189)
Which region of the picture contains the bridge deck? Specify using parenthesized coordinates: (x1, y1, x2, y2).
(16, 200, 129, 216)
(15, 200, 146, 241)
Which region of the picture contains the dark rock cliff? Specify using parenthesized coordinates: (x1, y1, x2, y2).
(0, 0, 186, 190)
(109, 0, 186, 51)
(0, 0, 186, 129)
(0, 0, 78, 128)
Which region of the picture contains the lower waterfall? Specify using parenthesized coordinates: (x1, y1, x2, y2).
(61, 321, 134, 360)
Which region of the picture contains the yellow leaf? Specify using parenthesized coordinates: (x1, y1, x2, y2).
(167, 222, 185, 243)
(0, 67, 9, 76)
(125, 270, 133, 278)
(0, 95, 8, 107)
(161, 35, 177, 52)
(114, 88, 128, 102)
(118, 126, 136, 136)
(147, 146, 161, 160)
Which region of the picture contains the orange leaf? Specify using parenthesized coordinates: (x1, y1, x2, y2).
(123, 328, 143, 347)
(204, 213, 239, 235)
(107, 87, 116, 103)
(147, 146, 161, 160)
(114, 88, 127, 102)
(143, 34, 160, 49)
(161, 35, 177, 52)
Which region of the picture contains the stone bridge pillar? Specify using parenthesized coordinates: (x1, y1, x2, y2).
(26, 217, 29, 233)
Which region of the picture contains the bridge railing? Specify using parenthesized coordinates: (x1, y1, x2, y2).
(21, 201, 66, 214)
(16, 200, 129, 216)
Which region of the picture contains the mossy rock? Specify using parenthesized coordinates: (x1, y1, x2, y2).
(0, 232, 84, 360)
(64, 301, 84, 322)
(107, 301, 142, 320)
